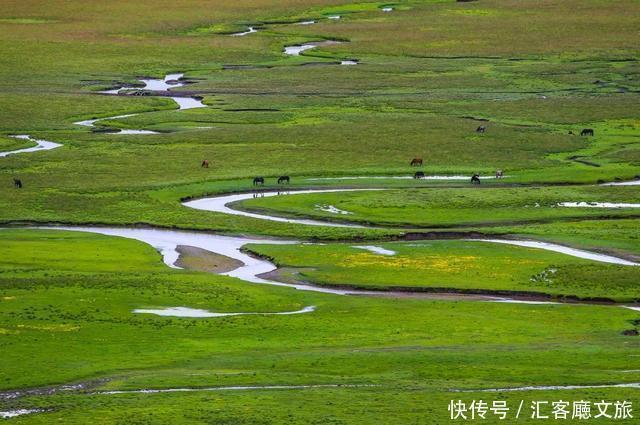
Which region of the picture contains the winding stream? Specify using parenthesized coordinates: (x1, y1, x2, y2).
(0, 409, 43, 419)
(134, 305, 315, 317)
(42, 225, 383, 295)
(467, 239, 638, 266)
(94, 383, 372, 396)
(183, 189, 382, 228)
(558, 202, 640, 208)
(77, 73, 206, 134)
(601, 180, 640, 186)
(37, 185, 637, 301)
(182, 190, 640, 268)
(284, 40, 341, 56)
(0, 135, 62, 157)
(282, 40, 358, 66)
(231, 26, 257, 36)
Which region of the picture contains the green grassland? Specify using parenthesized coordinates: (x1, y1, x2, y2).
(246, 240, 640, 300)
(1, 229, 640, 423)
(237, 185, 640, 228)
(0, 136, 34, 153)
(1, 0, 639, 422)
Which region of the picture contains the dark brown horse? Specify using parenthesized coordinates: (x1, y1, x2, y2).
(277, 175, 290, 184)
(253, 177, 264, 185)
(580, 128, 594, 136)
(201, 159, 210, 168)
(410, 158, 423, 167)
(13, 178, 22, 188)
(413, 171, 425, 179)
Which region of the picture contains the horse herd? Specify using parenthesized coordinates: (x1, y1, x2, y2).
(411, 158, 503, 183)
(252, 176, 290, 186)
(475, 125, 594, 137)
(8, 125, 597, 189)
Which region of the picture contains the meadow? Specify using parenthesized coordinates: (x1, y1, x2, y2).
(246, 240, 640, 300)
(237, 185, 640, 228)
(1, 229, 639, 423)
(0, 0, 639, 422)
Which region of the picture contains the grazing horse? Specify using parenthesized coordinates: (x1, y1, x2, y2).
(13, 178, 22, 189)
(413, 171, 425, 179)
(580, 128, 594, 136)
(277, 175, 290, 184)
(568, 131, 574, 135)
(495, 169, 504, 179)
(476, 125, 486, 133)
(201, 159, 210, 168)
(471, 174, 481, 184)
(253, 177, 264, 186)
(410, 158, 423, 167)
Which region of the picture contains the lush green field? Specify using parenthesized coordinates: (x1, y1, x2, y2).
(1, 229, 639, 423)
(247, 240, 640, 300)
(237, 185, 640, 228)
(0, 0, 639, 238)
(1, 0, 639, 422)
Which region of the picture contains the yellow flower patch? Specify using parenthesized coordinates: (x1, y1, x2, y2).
(16, 324, 80, 332)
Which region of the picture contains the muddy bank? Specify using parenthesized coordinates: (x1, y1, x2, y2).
(175, 245, 243, 273)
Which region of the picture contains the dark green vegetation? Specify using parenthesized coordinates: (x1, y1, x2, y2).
(1, 230, 639, 424)
(1, 0, 639, 422)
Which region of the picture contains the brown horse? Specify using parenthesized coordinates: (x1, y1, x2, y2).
(201, 159, 210, 168)
(495, 170, 504, 179)
(410, 158, 423, 167)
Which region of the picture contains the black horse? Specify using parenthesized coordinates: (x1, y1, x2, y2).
(277, 175, 290, 184)
(13, 178, 22, 189)
(471, 174, 481, 184)
(253, 177, 264, 186)
(580, 128, 594, 136)
(413, 171, 425, 179)
(476, 125, 486, 133)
